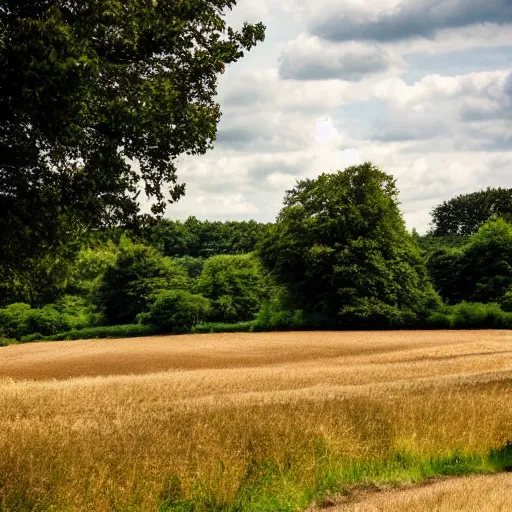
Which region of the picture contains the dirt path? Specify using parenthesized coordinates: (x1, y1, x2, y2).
(311, 472, 512, 511)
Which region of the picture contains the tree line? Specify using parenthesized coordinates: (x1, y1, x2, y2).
(3, 4, 512, 343)
(2, 163, 512, 344)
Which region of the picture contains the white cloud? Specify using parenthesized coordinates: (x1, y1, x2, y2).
(156, 0, 512, 234)
(315, 116, 338, 143)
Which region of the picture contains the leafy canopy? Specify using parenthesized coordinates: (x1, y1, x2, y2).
(138, 290, 211, 334)
(258, 163, 439, 327)
(197, 254, 265, 322)
(428, 218, 512, 307)
(95, 236, 190, 325)
(430, 188, 512, 236)
(0, 0, 265, 272)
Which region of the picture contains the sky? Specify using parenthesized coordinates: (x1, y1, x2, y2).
(163, 0, 512, 233)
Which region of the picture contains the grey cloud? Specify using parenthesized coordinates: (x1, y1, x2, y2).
(248, 160, 309, 182)
(279, 44, 393, 81)
(371, 111, 448, 142)
(216, 125, 306, 153)
(311, 0, 512, 42)
(459, 75, 512, 122)
(505, 72, 512, 98)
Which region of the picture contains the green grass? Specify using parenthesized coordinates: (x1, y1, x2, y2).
(159, 442, 512, 512)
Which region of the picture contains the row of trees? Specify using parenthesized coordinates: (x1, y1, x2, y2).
(3, 163, 512, 341)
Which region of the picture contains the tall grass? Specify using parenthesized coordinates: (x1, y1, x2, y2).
(1, 331, 512, 511)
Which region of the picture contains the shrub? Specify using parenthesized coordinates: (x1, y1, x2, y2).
(95, 237, 190, 325)
(51, 295, 103, 329)
(138, 290, 211, 334)
(197, 254, 265, 322)
(338, 297, 418, 329)
(252, 300, 310, 331)
(192, 321, 254, 334)
(424, 311, 452, 329)
(21, 324, 158, 343)
(0, 303, 32, 338)
(0, 336, 17, 346)
(449, 302, 511, 329)
(0, 302, 72, 339)
(26, 305, 71, 337)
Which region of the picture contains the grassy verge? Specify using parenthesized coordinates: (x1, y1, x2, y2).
(159, 444, 512, 511)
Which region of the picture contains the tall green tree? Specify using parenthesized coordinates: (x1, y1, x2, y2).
(428, 218, 512, 306)
(430, 188, 512, 236)
(0, 1, 265, 276)
(95, 237, 189, 325)
(150, 217, 270, 258)
(258, 163, 439, 327)
(197, 254, 265, 322)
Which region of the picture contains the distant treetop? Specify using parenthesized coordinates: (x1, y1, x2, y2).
(430, 188, 512, 236)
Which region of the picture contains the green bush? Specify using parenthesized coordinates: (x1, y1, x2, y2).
(0, 296, 103, 340)
(95, 236, 190, 325)
(138, 290, 211, 334)
(0, 336, 17, 346)
(424, 311, 452, 329)
(21, 324, 158, 343)
(51, 295, 103, 329)
(449, 302, 512, 329)
(338, 297, 418, 329)
(0, 303, 73, 339)
(0, 303, 32, 338)
(192, 321, 254, 334)
(197, 254, 265, 323)
(252, 301, 311, 331)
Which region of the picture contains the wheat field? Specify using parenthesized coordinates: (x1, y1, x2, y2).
(1, 331, 512, 511)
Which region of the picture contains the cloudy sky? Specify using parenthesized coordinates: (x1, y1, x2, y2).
(166, 0, 512, 233)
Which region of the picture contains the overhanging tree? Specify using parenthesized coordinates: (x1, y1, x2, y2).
(0, 0, 265, 288)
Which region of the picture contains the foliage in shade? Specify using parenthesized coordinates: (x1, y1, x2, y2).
(197, 254, 266, 322)
(428, 218, 512, 307)
(149, 217, 270, 258)
(94, 236, 190, 325)
(430, 187, 512, 236)
(258, 163, 440, 328)
(0, 0, 265, 280)
(138, 290, 211, 334)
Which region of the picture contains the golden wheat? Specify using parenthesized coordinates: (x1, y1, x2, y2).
(0, 330, 511, 510)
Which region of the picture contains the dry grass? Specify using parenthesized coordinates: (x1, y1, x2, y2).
(1, 330, 512, 511)
(329, 472, 512, 511)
